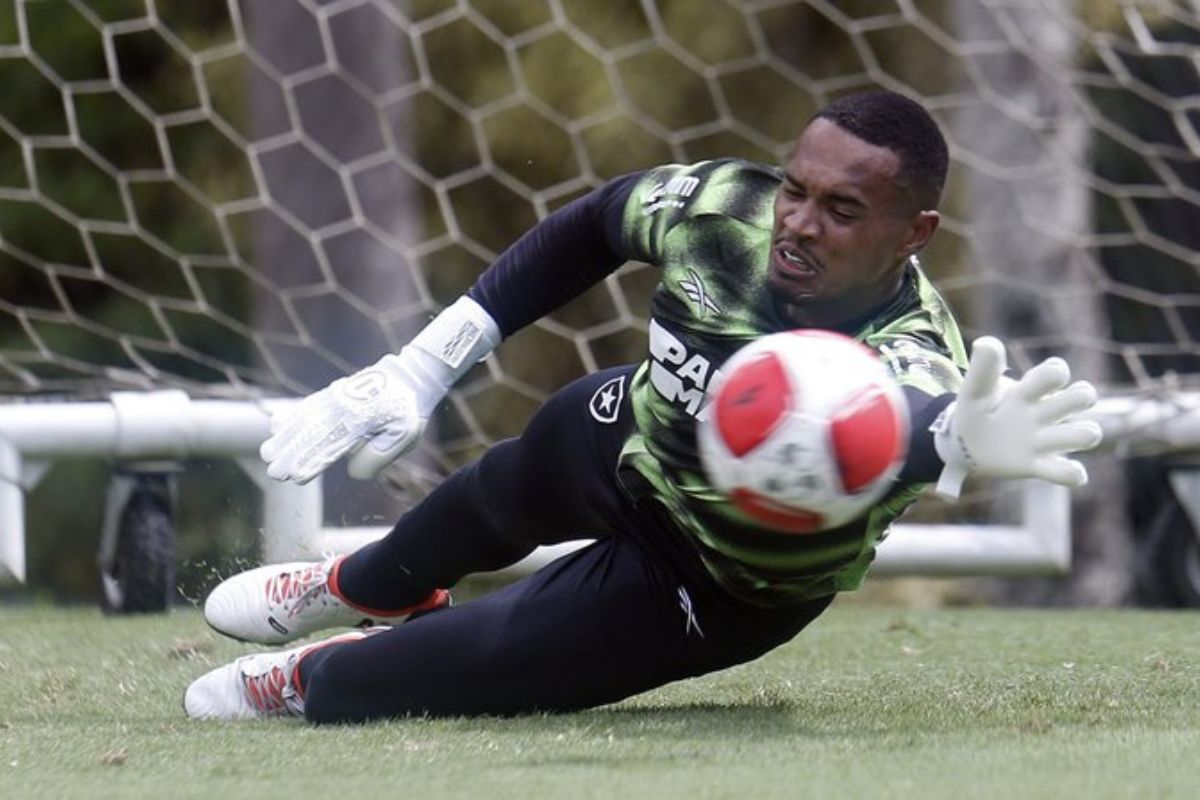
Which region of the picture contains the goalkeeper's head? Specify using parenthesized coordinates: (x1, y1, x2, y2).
(813, 90, 949, 213)
(768, 90, 949, 329)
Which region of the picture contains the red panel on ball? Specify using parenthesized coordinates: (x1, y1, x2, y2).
(830, 385, 904, 493)
(716, 352, 792, 457)
(730, 488, 825, 534)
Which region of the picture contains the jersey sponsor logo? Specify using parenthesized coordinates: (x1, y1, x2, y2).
(588, 374, 626, 424)
(678, 268, 721, 318)
(648, 318, 724, 419)
(642, 174, 700, 215)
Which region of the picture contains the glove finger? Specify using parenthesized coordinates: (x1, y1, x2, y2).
(292, 436, 357, 485)
(1034, 421, 1103, 453)
(259, 433, 282, 462)
(261, 404, 307, 457)
(260, 421, 306, 463)
(1010, 357, 1070, 402)
(286, 455, 331, 486)
(265, 457, 291, 482)
(1035, 381, 1097, 423)
(263, 435, 307, 481)
(959, 336, 1007, 403)
(289, 467, 319, 486)
(1030, 455, 1088, 488)
(264, 427, 335, 484)
(264, 399, 300, 435)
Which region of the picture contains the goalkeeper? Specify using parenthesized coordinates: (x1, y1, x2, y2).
(185, 90, 1101, 723)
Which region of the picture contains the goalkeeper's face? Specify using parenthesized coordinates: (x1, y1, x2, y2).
(769, 118, 939, 328)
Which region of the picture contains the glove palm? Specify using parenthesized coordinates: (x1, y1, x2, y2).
(260, 350, 432, 484)
(259, 296, 502, 484)
(932, 337, 1103, 499)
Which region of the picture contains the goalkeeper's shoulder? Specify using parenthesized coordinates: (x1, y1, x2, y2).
(867, 331, 965, 398)
(862, 267, 969, 395)
(622, 158, 780, 221)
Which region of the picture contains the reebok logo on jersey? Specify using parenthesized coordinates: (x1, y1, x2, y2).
(588, 375, 626, 424)
(642, 175, 700, 215)
(678, 268, 721, 318)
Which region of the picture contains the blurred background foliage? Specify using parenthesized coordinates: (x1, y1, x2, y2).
(0, 0, 1196, 603)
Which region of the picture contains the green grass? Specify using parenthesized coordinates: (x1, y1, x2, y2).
(1, 603, 1198, 799)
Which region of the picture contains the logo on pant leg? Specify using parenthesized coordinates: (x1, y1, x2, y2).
(677, 586, 704, 639)
(588, 375, 626, 424)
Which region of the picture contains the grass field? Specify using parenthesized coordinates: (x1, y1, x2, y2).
(1, 601, 1198, 799)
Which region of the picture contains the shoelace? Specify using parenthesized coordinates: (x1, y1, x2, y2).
(263, 556, 339, 619)
(242, 633, 371, 716)
(241, 662, 298, 714)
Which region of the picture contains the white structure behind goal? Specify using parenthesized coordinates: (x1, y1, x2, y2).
(5, 389, 1197, 586)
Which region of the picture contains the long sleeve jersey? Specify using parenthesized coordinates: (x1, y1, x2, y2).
(468, 159, 968, 605)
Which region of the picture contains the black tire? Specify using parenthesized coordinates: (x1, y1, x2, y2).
(1127, 457, 1200, 608)
(1153, 498, 1200, 608)
(101, 474, 177, 614)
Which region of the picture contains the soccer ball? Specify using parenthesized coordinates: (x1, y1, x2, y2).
(697, 330, 908, 534)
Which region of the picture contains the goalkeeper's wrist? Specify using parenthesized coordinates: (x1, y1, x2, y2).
(930, 401, 971, 499)
(387, 296, 501, 415)
(410, 296, 502, 374)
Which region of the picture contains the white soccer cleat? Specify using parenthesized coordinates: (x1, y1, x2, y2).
(203, 556, 449, 645)
(184, 630, 373, 721)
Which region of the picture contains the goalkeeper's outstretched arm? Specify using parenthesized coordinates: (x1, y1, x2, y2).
(260, 173, 643, 484)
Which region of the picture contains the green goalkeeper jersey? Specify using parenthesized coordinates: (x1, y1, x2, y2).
(614, 158, 968, 605)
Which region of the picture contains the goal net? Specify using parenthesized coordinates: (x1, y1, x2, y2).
(1, 0, 1198, 588)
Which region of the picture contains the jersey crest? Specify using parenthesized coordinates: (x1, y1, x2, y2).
(588, 374, 626, 424)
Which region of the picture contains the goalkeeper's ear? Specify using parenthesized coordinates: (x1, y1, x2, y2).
(894, 209, 940, 264)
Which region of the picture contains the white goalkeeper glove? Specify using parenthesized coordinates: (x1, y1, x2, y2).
(260, 296, 501, 484)
(930, 336, 1103, 500)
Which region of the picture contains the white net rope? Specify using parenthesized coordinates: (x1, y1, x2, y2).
(0, 0, 1198, 484)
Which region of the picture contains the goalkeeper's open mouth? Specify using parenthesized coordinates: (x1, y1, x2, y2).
(772, 244, 822, 278)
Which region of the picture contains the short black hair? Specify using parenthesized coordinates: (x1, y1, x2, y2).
(814, 90, 949, 211)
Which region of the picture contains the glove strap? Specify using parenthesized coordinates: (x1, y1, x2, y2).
(930, 401, 970, 500)
(410, 296, 502, 380)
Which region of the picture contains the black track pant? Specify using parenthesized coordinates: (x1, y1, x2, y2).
(301, 366, 834, 723)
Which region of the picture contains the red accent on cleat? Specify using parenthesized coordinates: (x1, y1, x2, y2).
(326, 556, 451, 620)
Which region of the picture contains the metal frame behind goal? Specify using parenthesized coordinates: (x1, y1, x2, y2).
(2, 389, 1197, 586)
